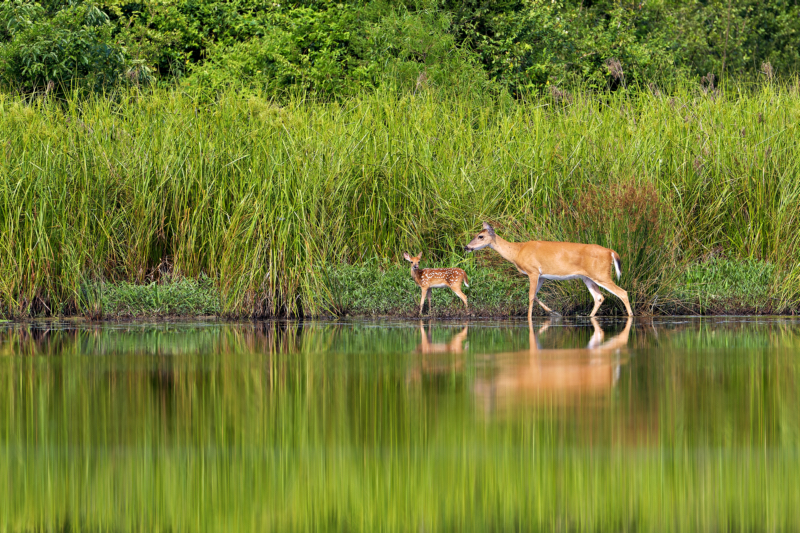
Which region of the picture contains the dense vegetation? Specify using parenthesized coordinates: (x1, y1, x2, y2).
(2, 83, 799, 318)
(1, 0, 798, 318)
(1, 0, 799, 96)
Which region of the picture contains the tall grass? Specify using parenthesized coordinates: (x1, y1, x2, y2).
(1, 82, 799, 317)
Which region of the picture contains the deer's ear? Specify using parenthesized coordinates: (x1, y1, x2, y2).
(403, 252, 411, 261)
(417, 252, 423, 259)
(482, 222, 496, 237)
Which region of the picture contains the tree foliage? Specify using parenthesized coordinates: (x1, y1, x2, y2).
(1, 0, 798, 95)
(0, 0, 132, 93)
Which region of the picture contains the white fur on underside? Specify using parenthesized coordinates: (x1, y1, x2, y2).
(540, 274, 586, 281)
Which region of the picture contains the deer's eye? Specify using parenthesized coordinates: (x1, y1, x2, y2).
(478, 235, 484, 239)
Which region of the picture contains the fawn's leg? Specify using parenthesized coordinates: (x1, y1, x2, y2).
(451, 283, 468, 309)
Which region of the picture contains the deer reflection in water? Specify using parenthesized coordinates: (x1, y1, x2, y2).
(406, 322, 469, 385)
(474, 317, 633, 414)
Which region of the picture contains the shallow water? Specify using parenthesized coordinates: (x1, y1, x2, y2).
(1, 317, 799, 532)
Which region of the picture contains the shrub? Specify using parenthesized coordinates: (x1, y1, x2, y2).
(184, 3, 375, 97)
(0, 1, 131, 93)
(679, 258, 776, 312)
(443, 0, 683, 95)
(556, 182, 679, 313)
(365, 6, 492, 95)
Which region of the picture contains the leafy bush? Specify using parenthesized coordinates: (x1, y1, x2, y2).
(102, 0, 265, 79)
(4, 0, 800, 97)
(0, 0, 132, 93)
(660, 0, 800, 79)
(185, 3, 376, 97)
(365, 6, 492, 94)
(442, 0, 683, 94)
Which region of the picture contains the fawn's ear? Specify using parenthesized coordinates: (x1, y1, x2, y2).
(417, 252, 423, 259)
(403, 252, 411, 262)
(482, 222, 496, 237)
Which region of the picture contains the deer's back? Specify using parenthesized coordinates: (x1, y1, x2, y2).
(520, 241, 614, 278)
(418, 268, 466, 285)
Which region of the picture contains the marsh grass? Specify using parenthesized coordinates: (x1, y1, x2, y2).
(91, 275, 221, 318)
(324, 256, 780, 318)
(676, 258, 779, 313)
(1, 82, 799, 318)
(556, 182, 680, 313)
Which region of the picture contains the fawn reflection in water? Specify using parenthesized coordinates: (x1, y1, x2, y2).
(406, 322, 469, 385)
(474, 317, 633, 415)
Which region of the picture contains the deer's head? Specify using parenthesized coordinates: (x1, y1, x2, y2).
(403, 252, 423, 270)
(464, 222, 496, 252)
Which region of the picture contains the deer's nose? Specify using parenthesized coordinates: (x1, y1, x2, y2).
(463, 246, 471, 252)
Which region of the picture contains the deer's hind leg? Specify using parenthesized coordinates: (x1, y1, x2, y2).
(583, 277, 605, 317)
(594, 279, 633, 316)
(450, 283, 468, 309)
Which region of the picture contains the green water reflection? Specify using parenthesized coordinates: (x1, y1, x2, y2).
(1, 318, 799, 532)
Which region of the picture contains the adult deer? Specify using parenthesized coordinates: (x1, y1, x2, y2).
(464, 222, 633, 318)
(403, 252, 469, 316)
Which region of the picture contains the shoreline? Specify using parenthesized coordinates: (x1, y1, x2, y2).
(2, 300, 794, 322)
(1, 257, 790, 321)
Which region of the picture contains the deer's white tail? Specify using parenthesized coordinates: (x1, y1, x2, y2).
(463, 274, 469, 288)
(612, 252, 622, 280)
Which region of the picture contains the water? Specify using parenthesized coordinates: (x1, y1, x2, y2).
(2, 317, 799, 532)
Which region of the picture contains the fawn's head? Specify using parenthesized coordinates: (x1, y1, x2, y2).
(464, 222, 496, 252)
(403, 252, 423, 270)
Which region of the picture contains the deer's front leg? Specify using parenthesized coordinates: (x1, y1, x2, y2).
(528, 274, 540, 322)
(419, 287, 428, 315)
(530, 274, 559, 316)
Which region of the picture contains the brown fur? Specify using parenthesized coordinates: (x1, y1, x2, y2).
(403, 252, 469, 315)
(464, 222, 633, 318)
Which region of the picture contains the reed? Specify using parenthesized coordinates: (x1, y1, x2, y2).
(1, 82, 799, 318)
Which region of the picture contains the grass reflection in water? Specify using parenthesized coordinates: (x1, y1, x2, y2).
(1, 318, 799, 532)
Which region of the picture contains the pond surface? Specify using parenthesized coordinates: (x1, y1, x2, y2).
(1, 317, 799, 532)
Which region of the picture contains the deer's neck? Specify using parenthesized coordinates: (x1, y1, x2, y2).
(411, 267, 423, 285)
(490, 235, 523, 265)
